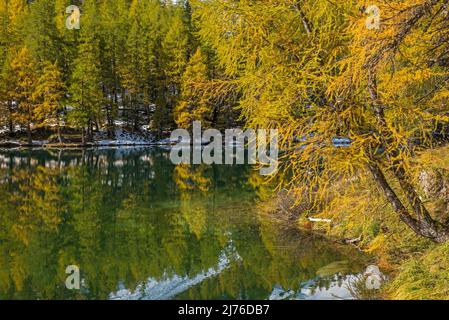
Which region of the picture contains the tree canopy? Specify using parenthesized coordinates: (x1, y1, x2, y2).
(1, 0, 449, 242)
(191, 0, 449, 242)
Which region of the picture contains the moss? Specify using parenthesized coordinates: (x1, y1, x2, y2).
(368, 221, 382, 238)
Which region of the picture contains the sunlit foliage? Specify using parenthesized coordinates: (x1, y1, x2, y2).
(193, 0, 449, 242)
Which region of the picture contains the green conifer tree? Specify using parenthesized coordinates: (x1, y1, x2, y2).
(175, 48, 212, 129)
(33, 61, 66, 142)
(68, 0, 103, 144)
(153, 8, 189, 134)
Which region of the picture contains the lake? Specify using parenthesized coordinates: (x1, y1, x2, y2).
(0, 147, 367, 300)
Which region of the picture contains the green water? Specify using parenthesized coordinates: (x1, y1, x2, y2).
(0, 148, 366, 300)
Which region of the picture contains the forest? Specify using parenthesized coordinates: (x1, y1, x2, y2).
(1, 0, 449, 300)
(0, 0, 240, 145)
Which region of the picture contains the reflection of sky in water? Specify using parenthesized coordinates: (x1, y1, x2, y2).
(271, 276, 359, 300)
(110, 240, 359, 301)
(110, 241, 242, 300)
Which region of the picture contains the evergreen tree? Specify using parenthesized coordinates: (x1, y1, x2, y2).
(0, 0, 26, 61)
(9, 46, 38, 144)
(153, 8, 189, 134)
(0, 0, 9, 66)
(0, 66, 8, 132)
(33, 61, 66, 142)
(54, 0, 79, 82)
(175, 48, 212, 129)
(68, 0, 103, 144)
(119, 0, 163, 132)
(98, 0, 129, 137)
(0, 0, 213, 138)
(119, 0, 148, 131)
(23, 0, 61, 64)
(0, 0, 27, 134)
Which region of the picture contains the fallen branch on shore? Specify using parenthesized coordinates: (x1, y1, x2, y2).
(308, 218, 332, 223)
(344, 236, 363, 245)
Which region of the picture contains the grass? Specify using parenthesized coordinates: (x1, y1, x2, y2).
(387, 242, 449, 300)
(354, 145, 449, 299)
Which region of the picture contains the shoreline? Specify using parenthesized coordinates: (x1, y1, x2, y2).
(0, 141, 176, 149)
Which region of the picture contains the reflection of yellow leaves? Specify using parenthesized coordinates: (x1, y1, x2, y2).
(0, 268, 10, 294)
(9, 166, 64, 245)
(11, 224, 30, 247)
(174, 165, 211, 239)
(180, 194, 207, 239)
(248, 171, 274, 201)
(174, 164, 211, 192)
(316, 260, 350, 278)
(11, 254, 26, 292)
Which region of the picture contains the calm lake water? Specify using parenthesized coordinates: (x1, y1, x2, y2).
(0, 148, 367, 300)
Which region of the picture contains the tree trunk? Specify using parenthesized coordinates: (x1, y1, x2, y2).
(95, 119, 100, 133)
(394, 168, 449, 242)
(87, 120, 93, 142)
(57, 123, 62, 144)
(367, 71, 449, 243)
(81, 127, 85, 145)
(27, 121, 32, 146)
(368, 163, 421, 232)
(369, 163, 449, 243)
(133, 94, 139, 131)
(106, 105, 113, 139)
(8, 118, 14, 135)
(7, 101, 14, 135)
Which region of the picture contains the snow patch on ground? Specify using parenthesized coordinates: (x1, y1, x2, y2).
(32, 140, 49, 146)
(0, 125, 23, 136)
(0, 126, 184, 147)
(94, 129, 155, 146)
(154, 137, 182, 145)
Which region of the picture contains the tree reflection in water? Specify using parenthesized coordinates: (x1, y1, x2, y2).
(0, 148, 366, 300)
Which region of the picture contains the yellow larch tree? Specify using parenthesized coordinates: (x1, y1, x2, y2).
(175, 47, 213, 129)
(33, 61, 66, 143)
(9, 47, 38, 145)
(193, 0, 449, 242)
